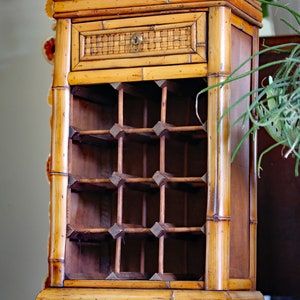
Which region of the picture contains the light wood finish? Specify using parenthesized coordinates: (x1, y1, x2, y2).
(63, 278, 251, 290)
(205, 6, 231, 291)
(71, 12, 206, 71)
(47, 18, 71, 287)
(68, 63, 208, 85)
(37, 288, 263, 300)
(38, 1, 263, 299)
(52, 0, 262, 27)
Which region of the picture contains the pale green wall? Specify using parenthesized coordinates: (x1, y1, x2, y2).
(0, 1, 53, 299)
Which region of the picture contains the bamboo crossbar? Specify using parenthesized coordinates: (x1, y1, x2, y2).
(63, 275, 252, 292)
(67, 226, 109, 239)
(167, 176, 205, 183)
(69, 175, 206, 193)
(71, 124, 205, 139)
(75, 129, 111, 136)
(166, 125, 204, 132)
(77, 176, 205, 184)
(122, 227, 151, 234)
(64, 279, 205, 289)
(160, 226, 205, 235)
(77, 178, 111, 184)
(63, 278, 250, 290)
(67, 225, 205, 240)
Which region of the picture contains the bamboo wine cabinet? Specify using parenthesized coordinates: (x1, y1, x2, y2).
(37, 1, 263, 299)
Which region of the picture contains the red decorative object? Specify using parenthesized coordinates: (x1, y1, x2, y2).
(42, 37, 55, 64)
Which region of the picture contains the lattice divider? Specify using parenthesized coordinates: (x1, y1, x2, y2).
(115, 86, 124, 275)
(158, 84, 167, 278)
(106, 83, 154, 280)
(66, 79, 208, 282)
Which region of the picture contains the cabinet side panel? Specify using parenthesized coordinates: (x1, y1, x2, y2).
(229, 25, 252, 279)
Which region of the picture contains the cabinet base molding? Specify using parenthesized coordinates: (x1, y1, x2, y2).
(37, 288, 263, 300)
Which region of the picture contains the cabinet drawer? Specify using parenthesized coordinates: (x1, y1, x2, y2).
(71, 12, 207, 71)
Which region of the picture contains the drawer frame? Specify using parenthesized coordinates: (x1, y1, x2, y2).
(71, 12, 207, 71)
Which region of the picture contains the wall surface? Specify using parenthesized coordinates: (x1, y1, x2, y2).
(0, 1, 53, 299)
(269, 0, 300, 36)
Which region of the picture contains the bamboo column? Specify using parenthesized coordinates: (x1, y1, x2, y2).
(47, 19, 71, 287)
(205, 6, 231, 291)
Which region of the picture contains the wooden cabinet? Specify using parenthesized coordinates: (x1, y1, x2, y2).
(37, 1, 263, 299)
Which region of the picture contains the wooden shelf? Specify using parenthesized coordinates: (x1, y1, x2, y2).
(67, 223, 205, 242)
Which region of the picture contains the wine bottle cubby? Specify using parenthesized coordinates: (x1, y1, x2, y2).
(66, 78, 207, 281)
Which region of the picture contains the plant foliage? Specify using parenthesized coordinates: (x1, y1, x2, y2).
(195, 0, 300, 176)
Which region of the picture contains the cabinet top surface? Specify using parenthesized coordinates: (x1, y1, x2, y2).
(50, 0, 262, 25)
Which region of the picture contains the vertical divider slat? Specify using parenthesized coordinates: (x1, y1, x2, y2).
(183, 97, 190, 274)
(158, 85, 168, 275)
(115, 87, 124, 274)
(140, 97, 148, 274)
(184, 91, 194, 274)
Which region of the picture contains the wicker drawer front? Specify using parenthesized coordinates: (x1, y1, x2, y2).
(71, 12, 206, 71)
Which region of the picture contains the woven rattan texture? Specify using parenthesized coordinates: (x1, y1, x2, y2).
(84, 26, 191, 56)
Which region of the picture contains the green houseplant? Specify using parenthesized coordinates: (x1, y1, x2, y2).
(261, 0, 274, 17)
(196, 0, 300, 176)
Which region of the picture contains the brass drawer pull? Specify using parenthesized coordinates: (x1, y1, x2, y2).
(130, 33, 143, 53)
